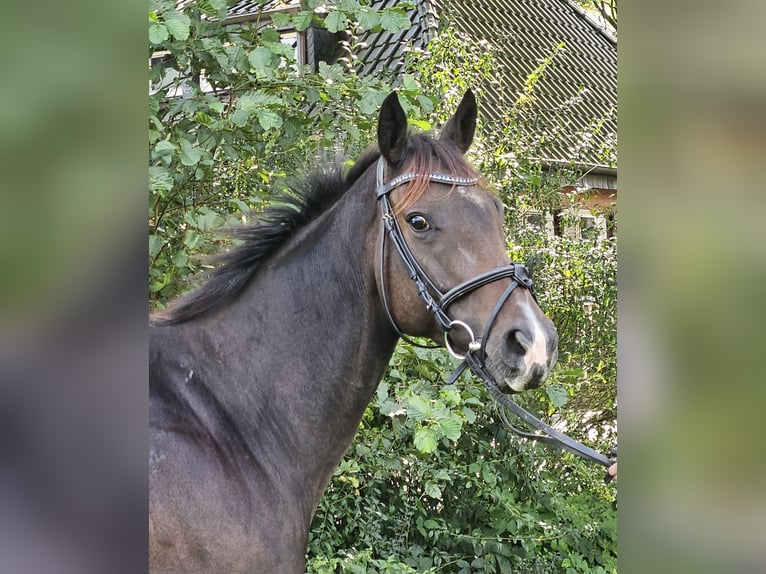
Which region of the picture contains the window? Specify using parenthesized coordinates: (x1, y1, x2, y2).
(553, 209, 563, 237)
(525, 211, 544, 230)
(524, 211, 555, 237)
(580, 214, 597, 240)
(280, 30, 304, 66)
(550, 208, 609, 240)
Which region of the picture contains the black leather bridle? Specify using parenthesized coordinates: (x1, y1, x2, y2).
(375, 157, 616, 473)
(376, 157, 533, 360)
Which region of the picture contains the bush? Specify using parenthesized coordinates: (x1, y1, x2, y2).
(306, 341, 617, 573)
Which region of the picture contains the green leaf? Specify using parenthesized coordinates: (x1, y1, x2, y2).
(207, 99, 225, 114)
(356, 7, 380, 31)
(193, 111, 212, 125)
(191, 208, 223, 232)
(271, 13, 292, 28)
(416, 94, 435, 113)
(376, 381, 389, 403)
(324, 11, 348, 33)
(402, 73, 419, 92)
(208, 0, 227, 10)
(148, 235, 164, 258)
(163, 11, 191, 41)
(437, 416, 463, 441)
(261, 28, 280, 43)
(461, 406, 477, 424)
(255, 108, 283, 131)
(149, 278, 168, 294)
(149, 23, 169, 45)
(406, 395, 430, 421)
(153, 140, 176, 157)
(172, 250, 188, 268)
(379, 400, 403, 417)
(380, 9, 410, 33)
(481, 464, 497, 486)
(414, 427, 438, 454)
(230, 109, 251, 127)
(318, 61, 339, 81)
(359, 89, 385, 115)
(228, 198, 251, 213)
(293, 10, 314, 31)
(546, 384, 570, 408)
(434, 469, 451, 482)
(238, 90, 283, 109)
(184, 230, 202, 250)
(149, 166, 174, 194)
(440, 387, 461, 406)
(178, 138, 202, 166)
(268, 40, 296, 59)
(408, 118, 431, 131)
(424, 481, 442, 499)
(248, 47, 273, 70)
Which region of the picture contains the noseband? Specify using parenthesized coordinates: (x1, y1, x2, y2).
(375, 157, 616, 474)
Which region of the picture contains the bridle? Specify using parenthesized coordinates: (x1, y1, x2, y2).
(376, 157, 533, 360)
(375, 157, 616, 474)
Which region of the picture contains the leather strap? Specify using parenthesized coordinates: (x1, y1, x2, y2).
(458, 352, 615, 469)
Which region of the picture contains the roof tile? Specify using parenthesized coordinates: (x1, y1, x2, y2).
(225, 0, 616, 167)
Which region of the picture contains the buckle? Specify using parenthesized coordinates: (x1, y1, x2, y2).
(512, 264, 533, 289)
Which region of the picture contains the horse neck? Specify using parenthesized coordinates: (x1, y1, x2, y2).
(183, 167, 398, 514)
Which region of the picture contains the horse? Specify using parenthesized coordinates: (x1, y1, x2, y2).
(149, 90, 558, 573)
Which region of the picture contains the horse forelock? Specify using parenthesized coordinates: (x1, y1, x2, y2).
(394, 135, 483, 213)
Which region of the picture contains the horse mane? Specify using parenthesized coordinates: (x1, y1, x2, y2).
(152, 133, 479, 325)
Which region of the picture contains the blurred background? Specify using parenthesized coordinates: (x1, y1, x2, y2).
(0, 1, 147, 573)
(619, 0, 766, 571)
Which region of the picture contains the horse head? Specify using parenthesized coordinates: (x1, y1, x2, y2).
(375, 90, 558, 392)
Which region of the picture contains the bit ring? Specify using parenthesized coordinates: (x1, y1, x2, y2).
(445, 320, 481, 360)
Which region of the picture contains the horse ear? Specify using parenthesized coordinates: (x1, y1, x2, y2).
(439, 89, 477, 153)
(377, 91, 408, 163)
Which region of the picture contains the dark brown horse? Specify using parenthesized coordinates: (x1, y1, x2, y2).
(149, 91, 558, 573)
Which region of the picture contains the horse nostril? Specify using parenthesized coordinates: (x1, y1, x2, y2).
(503, 329, 530, 363)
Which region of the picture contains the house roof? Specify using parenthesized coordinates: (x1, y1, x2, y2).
(224, 0, 617, 170)
(223, 0, 299, 23)
(353, 0, 616, 171)
(448, 0, 616, 171)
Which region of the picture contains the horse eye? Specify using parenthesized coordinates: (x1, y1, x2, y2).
(406, 214, 431, 232)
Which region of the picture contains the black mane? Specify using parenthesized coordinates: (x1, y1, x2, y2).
(153, 150, 380, 325)
(152, 132, 477, 326)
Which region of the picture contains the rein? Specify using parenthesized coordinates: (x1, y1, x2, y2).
(375, 157, 615, 473)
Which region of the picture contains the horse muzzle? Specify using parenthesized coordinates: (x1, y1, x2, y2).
(486, 315, 559, 393)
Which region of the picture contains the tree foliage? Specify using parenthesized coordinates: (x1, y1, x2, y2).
(572, 0, 617, 32)
(149, 0, 429, 304)
(149, 2, 616, 572)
